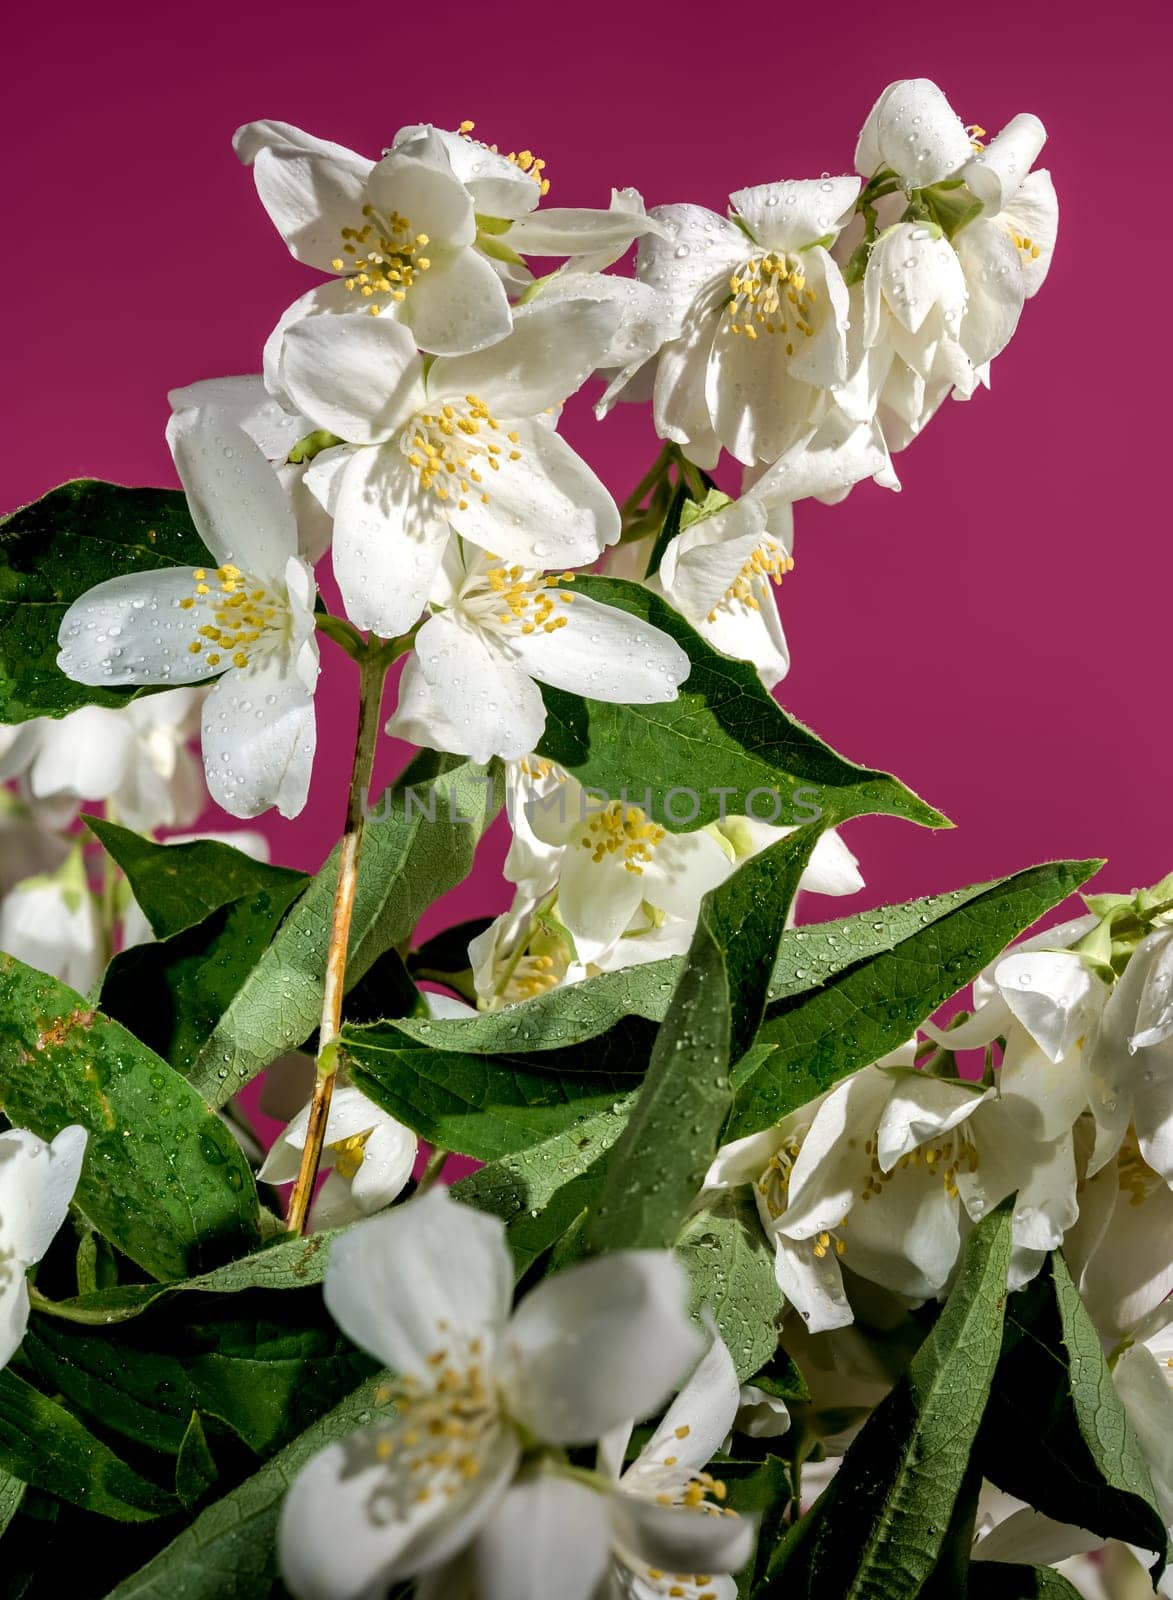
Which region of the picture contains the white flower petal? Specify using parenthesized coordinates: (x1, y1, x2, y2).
(962, 113, 1047, 213)
(279, 1424, 518, 1599)
(166, 375, 309, 461)
(200, 652, 316, 820)
(999, 170, 1059, 297)
(27, 707, 135, 802)
(554, 840, 646, 961)
(637, 205, 745, 316)
(507, 593, 688, 703)
(506, 1251, 703, 1444)
(384, 657, 473, 758)
(281, 314, 425, 445)
(798, 830, 864, 898)
(731, 177, 860, 254)
(651, 309, 724, 471)
(324, 1189, 514, 1377)
(239, 124, 373, 272)
(467, 1474, 611, 1600)
(0, 1272, 30, 1372)
(430, 298, 619, 419)
(772, 1236, 852, 1333)
(856, 79, 973, 186)
(955, 219, 1027, 369)
(445, 421, 619, 568)
(876, 1075, 989, 1171)
(0, 1125, 87, 1267)
(392, 124, 540, 219)
(705, 1128, 783, 1193)
(631, 1335, 741, 1474)
(331, 447, 449, 637)
(508, 205, 662, 258)
(57, 570, 237, 689)
(612, 1492, 756, 1577)
(995, 950, 1105, 1064)
(405, 248, 512, 357)
(414, 612, 547, 765)
(366, 152, 476, 249)
(1131, 930, 1173, 1050)
(640, 831, 733, 923)
(167, 409, 299, 577)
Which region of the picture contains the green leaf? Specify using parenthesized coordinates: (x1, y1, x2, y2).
(452, 1097, 634, 1273)
(536, 576, 946, 831)
(760, 1199, 1014, 1598)
(86, 817, 308, 941)
(677, 1191, 785, 1382)
(0, 1462, 25, 1537)
(33, 1233, 334, 1326)
(190, 751, 505, 1106)
(0, 955, 260, 1280)
(730, 859, 1103, 1138)
(0, 480, 214, 722)
(174, 1414, 218, 1512)
(24, 1293, 373, 1458)
(345, 1021, 643, 1162)
(0, 1369, 176, 1522)
(585, 831, 818, 1254)
(976, 1252, 1168, 1567)
(968, 1566, 1083, 1599)
(105, 1374, 393, 1599)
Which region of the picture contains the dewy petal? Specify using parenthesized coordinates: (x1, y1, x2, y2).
(1130, 930, 1173, 1050)
(955, 219, 1027, 369)
(404, 248, 512, 358)
(705, 1128, 783, 1193)
(279, 1424, 519, 1600)
(331, 447, 449, 637)
(366, 152, 476, 249)
(415, 612, 547, 765)
(466, 1474, 611, 1600)
(612, 1492, 756, 1577)
(324, 1189, 514, 1378)
(637, 204, 745, 318)
(262, 279, 355, 410)
(0, 1125, 87, 1267)
(200, 653, 317, 820)
(240, 126, 374, 272)
(167, 409, 299, 578)
(384, 657, 475, 760)
(962, 113, 1047, 212)
(391, 123, 541, 220)
(554, 841, 646, 961)
(875, 1075, 989, 1171)
(507, 593, 689, 703)
(445, 421, 620, 568)
(640, 831, 734, 923)
(166, 374, 309, 461)
(772, 1236, 852, 1333)
(1113, 1346, 1173, 1508)
(280, 314, 425, 445)
(855, 78, 973, 186)
(630, 1334, 741, 1475)
(994, 950, 1107, 1064)
(430, 298, 619, 419)
(730, 177, 860, 254)
(652, 308, 724, 471)
(0, 1271, 30, 1372)
(798, 829, 864, 898)
(507, 205, 664, 258)
(57, 569, 241, 689)
(999, 170, 1059, 298)
(505, 1251, 703, 1444)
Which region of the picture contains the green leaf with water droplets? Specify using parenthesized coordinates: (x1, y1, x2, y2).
(729, 858, 1104, 1139)
(0, 953, 261, 1280)
(0, 479, 215, 722)
(0, 1369, 177, 1522)
(677, 1190, 785, 1382)
(585, 830, 819, 1254)
(758, 1199, 1014, 1598)
(536, 575, 948, 832)
(189, 750, 505, 1106)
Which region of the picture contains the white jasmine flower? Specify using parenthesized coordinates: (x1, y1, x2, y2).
(279, 1189, 702, 1600)
(653, 416, 893, 687)
(1, 690, 206, 834)
(259, 1082, 418, 1232)
(637, 176, 861, 467)
(285, 298, 623, 638)
(384, 543, 689, 765)
(855, 78, 976, 189)
(0, 845, 103, 992)
(56, 407, 320, 820)
(597, 1333, 757, 1600)
(234, 120, 513, 357)
(0, 1124, 88, 1367)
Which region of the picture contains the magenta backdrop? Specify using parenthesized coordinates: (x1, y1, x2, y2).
(5, 0, 1171, 952)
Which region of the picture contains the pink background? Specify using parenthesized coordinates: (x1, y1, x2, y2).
(4, 0, 1171, 943)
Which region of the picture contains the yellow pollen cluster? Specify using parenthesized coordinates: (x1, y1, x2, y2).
(727, 253, 816, 352)
(485, 565, 575, 634)
(508, 952, 560, 1000)
(860, 1133, 979, 1202)
(579, 802, 666, 876)
(405, 395, 521, 510)
(709, 538, 794, 621)
(332, 204, 432, 316)
(1118, 1129, 1158, 1208)
(329, 1128, 372, 1182)
(179, 565, 280, 669)
(757, 1138, 803, 1220)
(1012, 229, 1042, 261)
(371, 1324, 496, 1513)
(457, 120, 550, 195)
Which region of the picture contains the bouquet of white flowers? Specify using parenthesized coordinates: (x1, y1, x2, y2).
(0, 79, 1164, 1600)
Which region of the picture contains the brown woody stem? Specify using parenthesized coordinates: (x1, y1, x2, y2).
(286, 646, 387, 1235)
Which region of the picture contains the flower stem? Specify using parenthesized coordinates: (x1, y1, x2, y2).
(286, 646, 388, 1236)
